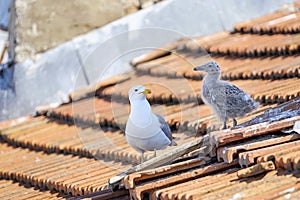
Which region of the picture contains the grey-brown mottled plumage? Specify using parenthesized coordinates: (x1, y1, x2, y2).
(194, 61, 259, 129)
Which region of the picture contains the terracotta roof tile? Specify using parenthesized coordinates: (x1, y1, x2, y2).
(124, 161, 238, 199)
(211, 97, 300, 146)
(0, 142, 132, 196)
(193, 32, 300, 57)
(149, 169, 300, 200)
(0, 179, 70, 199)
(136, 54, 300, 81)
(123, 158, 207, 189)
(239, 140, 300, 167)
(197, 171, 297, 200)
(236, 161, 276, 178)
(256, 141, 300, 170)
(0, 115, 33, 130)
(217, 134, 300, 163)
(234, 10, 300, 34)
(156, 168, 239, 200)
(212, 114, 300, 146)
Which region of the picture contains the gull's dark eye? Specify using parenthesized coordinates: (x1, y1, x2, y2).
(134, 89, 138, 92)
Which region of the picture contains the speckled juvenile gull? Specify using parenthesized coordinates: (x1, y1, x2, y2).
(125, 85, 175, 162)
(194, 61, 259, 129)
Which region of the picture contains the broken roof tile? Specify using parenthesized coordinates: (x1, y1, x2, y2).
(212, 115, 300, 147)
(256, 143, 300, 171)
(212, 98, 300, 146)
(217, 134, 300, 163)
(123, 158, 207, 189)
(239, 140, 300, 167)
(237, 161, 275, 178)
(125, 161, 238, 199)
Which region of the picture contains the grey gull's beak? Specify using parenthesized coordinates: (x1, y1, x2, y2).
(193, 65, 205, 71)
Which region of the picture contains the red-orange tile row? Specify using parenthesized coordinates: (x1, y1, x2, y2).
(136, 53, 300, 80)
(45, 97, 128, 129)
(0, 142, 132, 196)
(234, 10, 300, 34)
(0, 179, 70, 200)
(131, 10, 300, 69)
(98, 71, 300, 105)
(191, 32, 300, 57)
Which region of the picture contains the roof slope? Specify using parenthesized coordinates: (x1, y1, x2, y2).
(0, 4, 300, 200)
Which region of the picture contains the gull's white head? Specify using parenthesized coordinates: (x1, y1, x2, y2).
(128, 85, 151, 102)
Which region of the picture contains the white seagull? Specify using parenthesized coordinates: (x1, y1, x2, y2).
(125, 85, 175, 163)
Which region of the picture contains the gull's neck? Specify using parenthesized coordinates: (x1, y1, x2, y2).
(203, 73, 221, 84)
(129, 99, 152, 126)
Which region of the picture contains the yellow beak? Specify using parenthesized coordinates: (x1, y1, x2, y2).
(141, 88, 151, 94)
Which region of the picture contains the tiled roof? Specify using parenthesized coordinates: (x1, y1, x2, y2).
(0, 179, 70, 199)
(1, 4, 300, 199)
(0, 140, 131, 196)
(233, 11, 300, 34)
